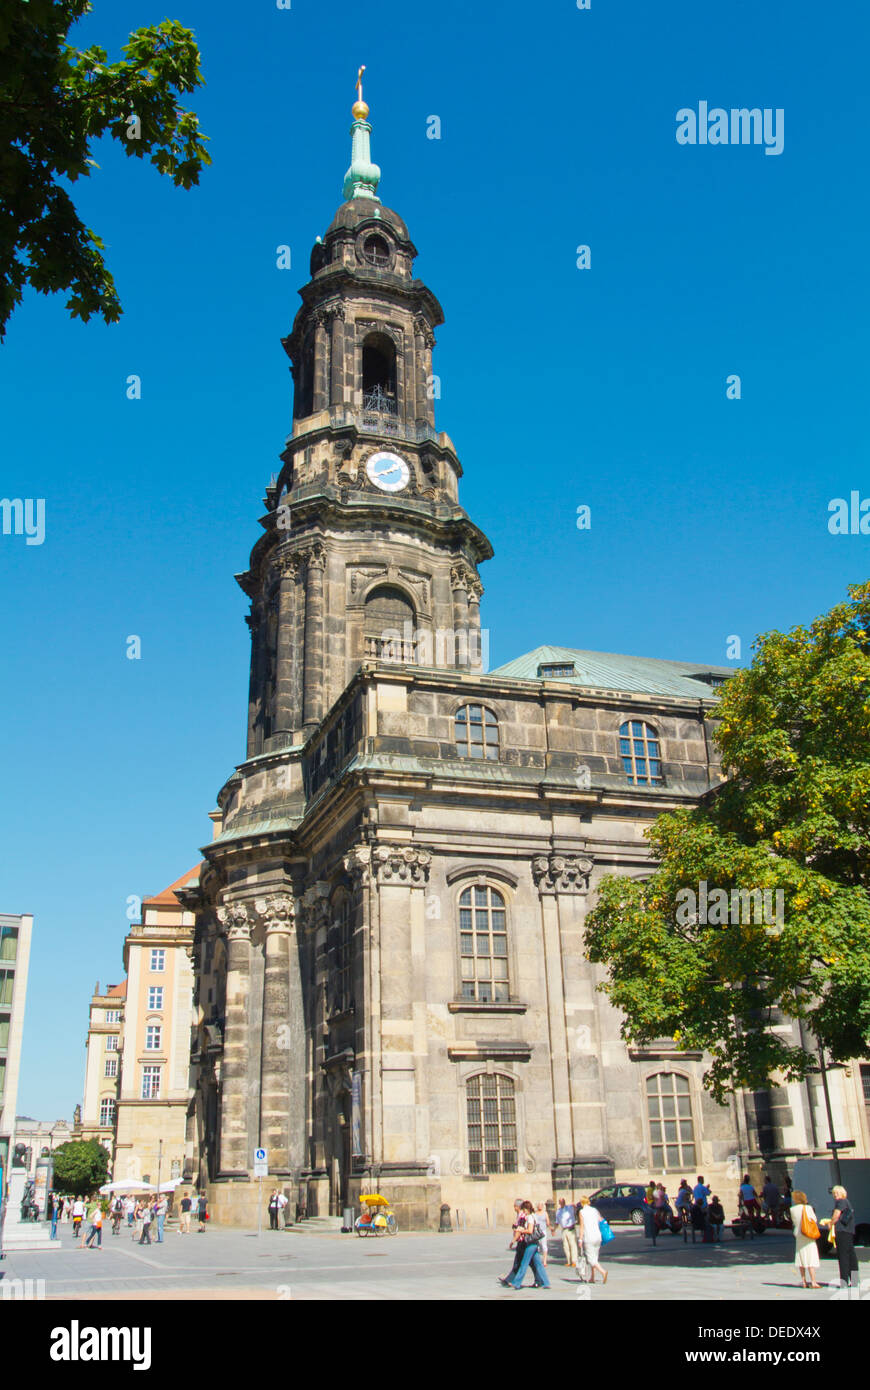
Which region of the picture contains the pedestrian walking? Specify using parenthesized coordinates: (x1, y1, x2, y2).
(555, 1197, 579, 1269)
(71, 1196, 84, 1238)
(500, 1201, 550, 1290)
(79, 1201, 98, 1248)
(789, 1189, 821, 1289)
(179, 1194, 192, 1233)
(155, 1195, 167, 1243)
(85, 1205, 103, 1249)
(578, 1195, 608, 1284)
(125, 1195, 136, 1228)
(268, 1189, 279, 1231)
(49, 1191, 60, 1240)
(534, 1202, 551, 1267)
(830, 1185, 859, 1289)
(111, 1197, 123, 1235)
(197, 1193, 208, 1232)
(139, 1201, 154, 1245)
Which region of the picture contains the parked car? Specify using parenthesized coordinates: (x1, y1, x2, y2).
(588, 1183, 648, 1224)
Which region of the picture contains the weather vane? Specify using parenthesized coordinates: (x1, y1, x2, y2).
(356, 65, 365, 105)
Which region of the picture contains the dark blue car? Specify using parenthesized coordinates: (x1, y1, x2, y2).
(588, 1183, 647, 1225)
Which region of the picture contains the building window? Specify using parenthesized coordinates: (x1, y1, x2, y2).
(459, 885, 509, 1003)
(150, 949, 166, 972)
(105, 1035, 118, 1052)
(362, 233, 391, 267)
(0, 971, 13, 1007)
(363, 585, 415, 663)
(0, 927, 18, 962)
(330, 897, 353, 1016)
(538, 663, 576, 679)
(99, 1097, 116, 1127)
(647, 1072, 695, 1170)
(105, 1057, 118, 1078)
(148, 987, 164, 1011)
(454, 705, 499, 761)
(145, 1025, 162, 1051)
(619, 720, 663, 785)
(466, 1074, 517, 1175)
(861, 1065, 870, 1132)
(0, 1012, 9, 1050)
(105, 1009, 121, 1023)
(141, 1066, 161, 1100)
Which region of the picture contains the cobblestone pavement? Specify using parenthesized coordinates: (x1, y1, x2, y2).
(1, 1223, 866, 1301)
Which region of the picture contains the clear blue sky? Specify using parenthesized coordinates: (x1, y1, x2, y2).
(2, 0, 867, 1119)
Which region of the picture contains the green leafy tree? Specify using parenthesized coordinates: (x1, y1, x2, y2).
(585, 582, 870, 1101)
(0, 0, 209, 339)
(51, 1138, 110, 1196)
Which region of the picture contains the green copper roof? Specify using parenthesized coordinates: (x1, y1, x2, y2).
(492, 645, 735, 699)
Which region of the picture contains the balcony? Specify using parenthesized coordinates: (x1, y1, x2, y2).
(364, 635, 417, 664)
(289, 404, 439, 448)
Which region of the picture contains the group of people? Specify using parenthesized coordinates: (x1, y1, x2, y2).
(498, 1197, 611, 1291)
(789, 1184, 861, 1291)
(43, 1189, 209, 1246)
(267, 1189, 290, 1229)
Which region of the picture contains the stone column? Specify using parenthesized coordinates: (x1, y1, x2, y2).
(215, 901, 254, 1176)
(414, 314, 435, 426)
(245, 599, 265, 757)
(312, 310, 329, 411)
(302, 542, 326, 733)
(450, 565, 471, 670)
(273, 555, 299, 739)
(255, 894, 295, 1173)
(467, 578, 484, 671)
(327, 304, 346, 408)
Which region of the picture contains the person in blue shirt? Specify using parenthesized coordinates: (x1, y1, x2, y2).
(555, 1197, 579, 1269)
(692, 1176, 711, 1206)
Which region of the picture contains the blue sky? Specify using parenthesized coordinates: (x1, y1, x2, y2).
(2, 0, 868, 1118)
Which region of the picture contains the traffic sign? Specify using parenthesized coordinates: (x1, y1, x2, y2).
(253, 1147, 268, 1177)
(826, 1139, 856, 1150)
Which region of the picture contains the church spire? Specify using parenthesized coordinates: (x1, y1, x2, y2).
(343, 65, 381, 202)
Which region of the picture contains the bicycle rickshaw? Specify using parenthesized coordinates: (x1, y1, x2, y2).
(354, 1193, 398, 1237)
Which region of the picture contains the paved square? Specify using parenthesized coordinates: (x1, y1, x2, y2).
(2, 1223, 866, 1301)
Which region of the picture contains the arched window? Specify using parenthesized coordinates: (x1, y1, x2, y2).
(459, 885, 508, 1002)
(362, 332, 397, 416)
(646, 1072, 695, 1170)
(364, 585, 416, 663)
(454, 705, 499, 761)
(466, 1074, 517, 1175)
(619, 720, 663, 784)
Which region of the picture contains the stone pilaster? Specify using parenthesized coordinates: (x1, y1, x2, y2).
(244, 598, 265, 756)
(450, 565, 471, 670)
(273, 555, 300, 738)
(326, 303, 345, 407)
(302, 543, 326, 733)
(215, 900, 254, 1176)
(414, 314, 435, 426)
(255, 894, 296, 1173)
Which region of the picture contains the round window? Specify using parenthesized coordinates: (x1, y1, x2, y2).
(362, 234, 390, 267)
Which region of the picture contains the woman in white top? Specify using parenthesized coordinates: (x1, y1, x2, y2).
(789, 1189, 821, 1289)
(578, 1195, 609, 1284)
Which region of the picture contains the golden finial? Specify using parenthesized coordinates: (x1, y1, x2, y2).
(352, 64, 369, 120)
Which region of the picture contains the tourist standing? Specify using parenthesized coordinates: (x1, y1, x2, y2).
(277, 1188, 289, 1228)
(138, 1200, 153, 1245)
(197, 1192, 208, 1231)
(578, 1196, 608, 1284)
(179, 1193, 192, 1234)
(555, 1197, 579, 1269)
(789, 1189, 822, 1289)
(762, 1175, 781, 1219)
(125, 1195, 136, 1228)
(155, 1194, 167, 1243)
(268, 1189, 279, 1230)
(830, 1185, 859, 1289)
(708, 1195, 725, 1242)
(71, 1196, 84, 1238)
(534, 1203, 551, 1267)
(49, 1191, 60, 1240)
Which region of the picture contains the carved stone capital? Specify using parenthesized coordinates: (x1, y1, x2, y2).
(254, 894, 296, 934)
(414, 314, 436, 349)
(343, 844, 372, 886)
(316, 301, 345, 326)
(450, 564, 470, 593)
(216, 899, 253, 939)
(532, 854, 593, 895)
(302, 541, 327, 573)
(272, 552, 301, 581)
(373, 844, 433, 885)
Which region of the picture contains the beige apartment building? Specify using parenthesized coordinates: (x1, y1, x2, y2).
(78, 980, 125, 1162)
(112, 869, 198, 1187)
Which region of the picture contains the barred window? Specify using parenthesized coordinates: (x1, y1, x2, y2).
(619, 720, 663, 785)
(467, 1074, 517, 1175)
(647, 1072, 695, 1170)
(100, 1097, 116, 1127)
(459, 885, 508, 1003)
(455, 705, 499, 761)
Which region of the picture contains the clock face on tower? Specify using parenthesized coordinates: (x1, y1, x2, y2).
(365, 450, 411, 492)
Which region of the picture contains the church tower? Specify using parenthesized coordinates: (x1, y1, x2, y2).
(238, 76, 492, 755)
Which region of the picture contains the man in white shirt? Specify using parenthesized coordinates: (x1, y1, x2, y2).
(276, 1190, 289, 1228)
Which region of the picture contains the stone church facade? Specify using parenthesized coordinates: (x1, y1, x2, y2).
(179, 92, 868, 1228)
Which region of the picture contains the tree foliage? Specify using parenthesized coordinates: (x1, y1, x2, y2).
(584, 582, 870, 1101)
(0, 0, 209, 338)
(51, 1138, 110, 1196)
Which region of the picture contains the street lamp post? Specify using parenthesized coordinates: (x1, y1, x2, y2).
(816, 1044, 842, 1188)
(156, 1139, 163, 1198)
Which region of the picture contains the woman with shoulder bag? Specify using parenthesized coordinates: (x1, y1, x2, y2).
(789, 1189, 821, 1289)
(502, 1201, 551, 1290)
